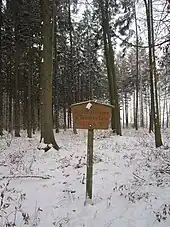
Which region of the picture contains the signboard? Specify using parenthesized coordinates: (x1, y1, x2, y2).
(71, 100, 114, 204)
(71, 101, 113, 130)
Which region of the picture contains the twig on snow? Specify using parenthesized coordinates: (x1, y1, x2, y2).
(156, 169, 170, 175)
(0, 180, 10, 209)
(0, 175, 51, 180)
(133, 173, 146, 181)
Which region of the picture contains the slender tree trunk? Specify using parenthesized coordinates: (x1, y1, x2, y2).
(52, 0, 60, 133)
(4, 93, 8, 131)
(32, 101, 37, 134)
(13, 2, 21, 137)
(0, 90, 3, 136)
(14, 43, 21, 137)
(0, 0, 3, 136)
(162, 88, 167, 130)
(122, 96, 125, 128)
(27, 32, 32, 138)
(80, 74, 84, 101)
(166, 101, 169, 128)
(63, 105, 66, 131)
(158, 86, 161, 125)
(67, 108, 71, 128)
(125, 92, 128, 128)
(145, 88, 149, 128)
(8, 89, 12, 133)
(98, 0, 115, 131)
(23, 91, 28, 130)
(106, 1, 121, 135)
(144, 0, 154, 133)
(145, 97, 148, 128)
(140, 75, 144, 127)
(144, 0, 162, 147)
(41, 0, 59, 149)
(55, 105, 59, 133)
(133, 91, 136, 127)
(150, 0, 162, 147)
(68, 0, 77, 134)
(134, 4, 139, 130)
(99, 0, 121, 135)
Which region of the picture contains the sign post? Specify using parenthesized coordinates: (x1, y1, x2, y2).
(86, 127, 94, 203)
(71, 101, 114, 204)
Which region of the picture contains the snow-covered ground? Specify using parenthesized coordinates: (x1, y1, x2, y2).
(1, 129, 170, 227)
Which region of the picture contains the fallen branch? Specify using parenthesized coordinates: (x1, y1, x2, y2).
(0, 175, 51, 180)
(157, 169, 170, 175)
(0, 163, 7, 167)
(133, 173, 146, 181)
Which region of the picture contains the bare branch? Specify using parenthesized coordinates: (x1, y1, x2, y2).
(0, 175, 51, 180)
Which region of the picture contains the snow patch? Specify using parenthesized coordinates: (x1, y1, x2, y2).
(86, 102, 92, 110)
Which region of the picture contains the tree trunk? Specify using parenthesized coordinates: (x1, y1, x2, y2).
(140, 75, 144, 127)
(133, 91, 136, 127)
(63, 105, 67, 131)
(4, 93, 8, 131)
(122, 95, 125, 128)
(41, 0, 59, 149)
(99, 0, 115, 131)
(150, 0, 162, 147)
(27, 32, 32, 138)
(99, 0, 121, 135)
(67, 108, 71, 128)
(52, 0, 60, 134)
(8, 90, 12, 133)
(125, 92, 128, 128)
(166, 101, 169, 128)
(0, 0, 3, 136)
(68, 0, 77, 134)
(144, 0, 154, 133)
(144, 0, 162, 147)
(0, 90, 3, 136)
(145, 88, 149, 128)
(14, 43, 20, 137)
(134, 4, 139, 130)
(162, 88, 166, 130)
(14, 2, 21, 137)
(55, 105, 59, 133)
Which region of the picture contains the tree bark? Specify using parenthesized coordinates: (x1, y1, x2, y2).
(125, 92, 128, 128)
(166, 101, 169, 128)
(144, 0, 162, 147)
(162, 88, 167, 130)
(140, 75, 144, 127)
(27, 31, 32, 138)
(63, 105, 67, 131)
(0, 0, 3, 136)
(134, 4, 139, 130)
(14, 45, 20, 137)
(98, 0, 121, 135)
(150, 0, 162, 147)
(144, 0, 154, 133)
(41, 0, 59, 149)
(52, 0, 60, 134)
(0, 90, 3, 136)
(68, 0, 77, 134)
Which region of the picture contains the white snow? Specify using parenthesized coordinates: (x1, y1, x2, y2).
(0, 129, 170, 226)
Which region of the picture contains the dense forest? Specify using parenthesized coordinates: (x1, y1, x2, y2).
(0, 0, 170, 148)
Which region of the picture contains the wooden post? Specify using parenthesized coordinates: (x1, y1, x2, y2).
(85, 127, 94, 204)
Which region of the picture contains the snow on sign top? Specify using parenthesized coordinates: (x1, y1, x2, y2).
(86, 102, 92, 110)
(71, 101, 114, 129)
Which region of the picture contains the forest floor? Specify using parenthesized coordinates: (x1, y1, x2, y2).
(1, 129, 170, 227)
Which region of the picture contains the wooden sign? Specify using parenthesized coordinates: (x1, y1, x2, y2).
(71, 101, 113, 130)
(71, 101, 114, 205)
